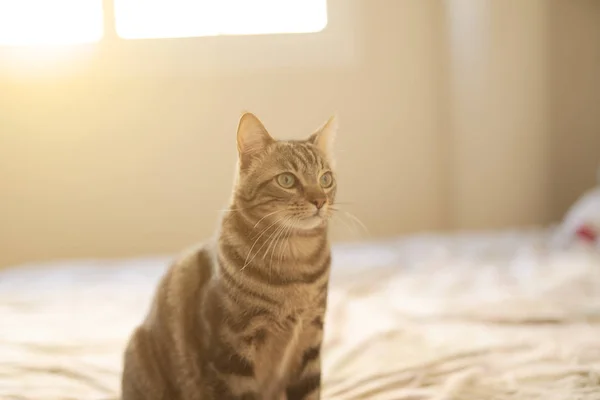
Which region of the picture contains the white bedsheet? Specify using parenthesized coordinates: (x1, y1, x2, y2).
(2, 229, 600, 399)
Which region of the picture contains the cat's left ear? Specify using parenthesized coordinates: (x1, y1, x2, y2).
(308, 115, 338, 156)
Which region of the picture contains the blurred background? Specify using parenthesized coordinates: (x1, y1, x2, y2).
(1, 0, 599, 269)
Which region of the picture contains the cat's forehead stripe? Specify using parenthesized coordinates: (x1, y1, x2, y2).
(298, 145, 316, 166)
(285, 157, 300, 172)
(272, 142, 324, 173)
(291, 143, 323, 171)
(294, 147, 311, 169)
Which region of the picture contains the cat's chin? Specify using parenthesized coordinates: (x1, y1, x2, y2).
(295, 215, 326, 231)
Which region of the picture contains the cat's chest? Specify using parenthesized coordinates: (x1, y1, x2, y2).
(271, 285, 326, 320)
(254, 311, 314, 385)
(275, 259, 331, 301)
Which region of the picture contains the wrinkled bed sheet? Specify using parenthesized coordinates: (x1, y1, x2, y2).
(2, 229, 600, 400)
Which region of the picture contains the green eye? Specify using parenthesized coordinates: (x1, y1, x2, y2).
(277, 173, 296, 188)
(320, 172, 334, 188)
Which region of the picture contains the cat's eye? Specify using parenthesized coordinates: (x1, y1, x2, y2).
(277, 173, 296, 189)
(320, 172, 334, 188)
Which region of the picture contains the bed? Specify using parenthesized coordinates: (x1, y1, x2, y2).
(2, 228, 600, 400)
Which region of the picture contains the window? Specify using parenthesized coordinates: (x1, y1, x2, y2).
(0, 0, 327, 46)
(0, 0, 104, 46)
(114, 0, 328, 39)
(0, 0, 350, 76)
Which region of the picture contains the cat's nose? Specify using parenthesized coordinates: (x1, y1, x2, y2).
(311, 198, 327, 209)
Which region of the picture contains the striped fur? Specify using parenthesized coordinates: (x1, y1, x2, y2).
(122, 113, 338, 400)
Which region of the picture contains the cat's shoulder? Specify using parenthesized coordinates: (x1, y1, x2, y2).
(145, 241, 217, 324)
(167, 241, 217, 288)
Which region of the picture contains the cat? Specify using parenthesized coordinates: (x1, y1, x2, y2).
(121, 112, 338, 400)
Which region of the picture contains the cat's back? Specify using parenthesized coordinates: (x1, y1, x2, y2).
(122, 243, 217, 400)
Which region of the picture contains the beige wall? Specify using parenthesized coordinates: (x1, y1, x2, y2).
(547, 0, 600, 218)
(445, 0, 551, 228)
(1, 0, 599, 268)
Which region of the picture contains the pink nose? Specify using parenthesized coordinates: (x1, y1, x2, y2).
(311, 198, 327, 209)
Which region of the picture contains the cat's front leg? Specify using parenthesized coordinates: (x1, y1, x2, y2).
(285, 372, 321, 400)
(278, 393, 288, 400)
(262, 380, 289, 400)
(285, 309, 326, 400)
(285, 344, 322, 400)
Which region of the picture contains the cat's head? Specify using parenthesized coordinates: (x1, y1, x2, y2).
(233, 112, 338, 231)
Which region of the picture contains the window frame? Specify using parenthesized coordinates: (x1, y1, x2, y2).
(0, 0, 359, 77)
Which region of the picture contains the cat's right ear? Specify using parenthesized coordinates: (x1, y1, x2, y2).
(236, 112, 274, 170)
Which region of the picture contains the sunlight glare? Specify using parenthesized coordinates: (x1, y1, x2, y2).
(114, 0, 328, 39)
(0, 0, 103, 46)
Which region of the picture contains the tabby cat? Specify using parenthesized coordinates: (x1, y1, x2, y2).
(121, 112, 338, 400)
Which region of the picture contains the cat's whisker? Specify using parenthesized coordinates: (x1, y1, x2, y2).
(278, 217, 298, 266)
(263, 216, 292, 262)
(219, 203, 263, 213)
(220, 204, 262, 224)
(242, 213, 296, 270)
(241, 216, 287, 270)
(340, 210, 370, 236)
(268, 218, 294, 278)
(252, 209, 286, 230)
(332, 213, 360, 237)
(272, 217, 294, 267)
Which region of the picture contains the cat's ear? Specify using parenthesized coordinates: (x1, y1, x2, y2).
(308, 115, 338, 155)
(236, 112, 274, 169)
